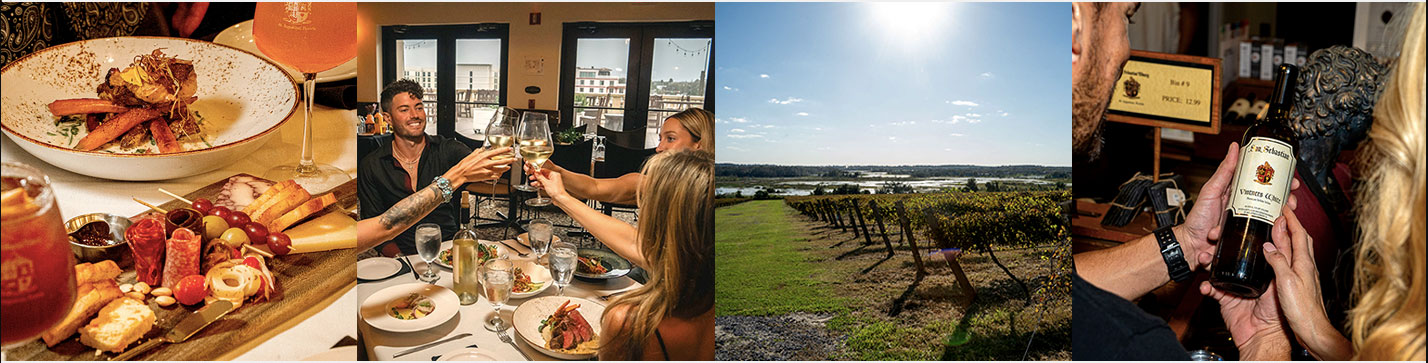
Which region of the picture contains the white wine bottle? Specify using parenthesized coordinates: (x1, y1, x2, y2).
(1210, 64, 1300, 298)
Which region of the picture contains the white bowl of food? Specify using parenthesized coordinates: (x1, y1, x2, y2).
(508, 259, 552, 299)
(513, 296, 605, 360)
(1, 36, 298, 180)
(359, 283, 460, 333)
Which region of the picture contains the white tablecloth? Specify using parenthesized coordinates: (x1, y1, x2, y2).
(1, 104, 359, 360)
(358, 253, 641, 361)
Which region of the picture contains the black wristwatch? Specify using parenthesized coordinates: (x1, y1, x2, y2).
(1155, 225, 1192, 282)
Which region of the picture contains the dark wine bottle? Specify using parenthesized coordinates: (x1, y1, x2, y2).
(1210, 64, 1300, 298)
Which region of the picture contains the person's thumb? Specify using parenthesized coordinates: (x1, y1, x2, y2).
(1262, 242, 1292, 279)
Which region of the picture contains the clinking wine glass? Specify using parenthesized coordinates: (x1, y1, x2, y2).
(518, 113, 554, 207)
(510, 112, 538, 194)
(482, 259, 513, 331)
(483, 107, 518, 213)
(254, 2, 357, 191)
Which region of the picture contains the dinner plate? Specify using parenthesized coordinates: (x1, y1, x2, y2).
(1, 36, 298, 180)
(512, 296, 606, 360)
(300, 346, 357, 361)
(360, 283, 460, 333)
(213, 20, 357, 83)
(432, 240, 508, 270)
(437, 347, 497, 361)
(357, 257, 404, 281)
(509, 259, 553, 299)
(573, 248, 633, 281)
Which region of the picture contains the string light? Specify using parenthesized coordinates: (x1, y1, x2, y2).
(667, 39, 710, 57)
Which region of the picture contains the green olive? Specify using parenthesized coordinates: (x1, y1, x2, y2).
(203, 216, 230, 240)
(219, 227, 250, 248)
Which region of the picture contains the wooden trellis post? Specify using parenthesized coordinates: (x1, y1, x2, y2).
(868, 200, 895, 255)
(851, 199, 873, 245)
(894, 200, 928, 277)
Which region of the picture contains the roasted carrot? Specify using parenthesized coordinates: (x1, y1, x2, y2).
(148, 119, 182, 153)
(47, 99, 129, 116)
(74, 108, 160, 151)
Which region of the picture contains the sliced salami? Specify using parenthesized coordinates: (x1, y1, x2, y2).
(162, 228, 201, 288)
(126, 218, 167, 285)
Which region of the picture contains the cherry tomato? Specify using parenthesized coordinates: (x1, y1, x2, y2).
(267, 232, 292, 255)
(225, 211, 251, 228)
(174, 275, 208, 305)
(242, 256, 264, 271)
(242, 222, 269, 245)
(209, 206, 232, 219)
(191, 198, 214, 214)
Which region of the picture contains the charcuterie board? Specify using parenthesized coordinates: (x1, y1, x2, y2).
(5, 174, 358, 361)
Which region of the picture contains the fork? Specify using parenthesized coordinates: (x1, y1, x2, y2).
(599, 290, 630, 301)
(497, 328, 532, 360)
(498, 240, 530, 257)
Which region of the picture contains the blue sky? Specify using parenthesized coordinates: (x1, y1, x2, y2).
(716, 2, 1070, 166)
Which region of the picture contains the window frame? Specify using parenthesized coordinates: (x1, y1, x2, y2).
(381, 23, 510, 139)
(560, 21, 715, 148)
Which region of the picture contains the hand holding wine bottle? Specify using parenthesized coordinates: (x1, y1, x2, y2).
(1172, 141, 1301, 272)
(1261, 204, 1354, 361)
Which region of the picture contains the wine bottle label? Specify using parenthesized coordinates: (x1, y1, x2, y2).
(1227, 137, 1295, 224)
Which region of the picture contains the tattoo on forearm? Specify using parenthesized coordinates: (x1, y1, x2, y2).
(378, 184, 444, 230)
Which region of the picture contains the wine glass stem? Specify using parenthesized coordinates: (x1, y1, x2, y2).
(299, 73, 317, 171)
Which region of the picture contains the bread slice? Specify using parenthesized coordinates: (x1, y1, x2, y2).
(252, 185, 311, 228)
(243, 180, 298, 216)
(75, 261, 122, 285)
(269, 192, 338, 232)
(43, 281, 123, 346)
(78, 297, 155, 353)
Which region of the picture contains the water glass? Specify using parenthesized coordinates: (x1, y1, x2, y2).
(549, 242, 577, 296)
(414, 223, 442, 283)
(528, 218, 552, 258)
(482, 259, 513, 331)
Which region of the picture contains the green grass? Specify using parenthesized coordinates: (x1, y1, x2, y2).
(715, 200, 847, 316)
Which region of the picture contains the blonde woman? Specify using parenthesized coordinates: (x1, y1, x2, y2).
(530, 150, 714, 360)
(1222, 4, 1425, 360)
(530, 108, 713, 206)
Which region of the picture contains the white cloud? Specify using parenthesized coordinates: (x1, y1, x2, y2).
(965, 113, 982, 118)
(948, 133, 965, 137)
(761, 125, 776, 128)
(727, 134, 764, 139)
(768, 97, 804, 105)
(729, 117, 749, 123)
(722, 86, 739, 91)
(759, 74, 770, 78)
(795, 112, 809, 116)
(944, 148, 953, 152)
(730, 128, 747, 133)
(948, 100, 979, 107)
(727, 146, 747, 152)
(813, 127, 823, 131)
(999, 111, 1010, 117)
(888, 136, 897, 141)
(979, 72, 995, 79)
(889, 120, 917, 126)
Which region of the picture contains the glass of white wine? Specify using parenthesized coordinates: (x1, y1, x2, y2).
(483, 108, 517, 213)
(518, 113, 554, 207)
(482, 259, 513, 331)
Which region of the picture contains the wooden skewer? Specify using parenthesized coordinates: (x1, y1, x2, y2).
(244, 244, 274, 259)
(132, 197, 167, 213)
(158, 188, 192, 205)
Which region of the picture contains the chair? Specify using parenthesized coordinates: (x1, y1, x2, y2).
(357, 134, 390, 164)
(596, 126, 647, 150)
(593, 143, 654, 218)
(549, 138, 594, 175)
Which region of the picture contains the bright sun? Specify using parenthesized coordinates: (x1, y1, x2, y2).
(868, 2, 951, 45)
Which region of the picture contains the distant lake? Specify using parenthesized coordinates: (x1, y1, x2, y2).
(716, 176, 1068, 197)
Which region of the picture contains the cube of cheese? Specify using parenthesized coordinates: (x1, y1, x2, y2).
(79, 297, 154, 353)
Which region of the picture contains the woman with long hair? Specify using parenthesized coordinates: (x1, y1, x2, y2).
(530, 149, 714, 360)
(1250, 4, 1426, 360)
(530, 108, 713, 206)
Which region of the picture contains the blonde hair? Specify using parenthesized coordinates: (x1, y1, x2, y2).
(1350, 3, 1426, 361)
(599, 149, 714, 360)
(668, 108, 715, 151)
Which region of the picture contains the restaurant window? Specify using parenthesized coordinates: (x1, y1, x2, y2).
(382, 24, 508, 142)
(561, 21, 714, 148)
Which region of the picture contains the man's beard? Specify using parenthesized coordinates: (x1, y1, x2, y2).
(1071, 51, 1120, 162)
(393, 118, 426, 143)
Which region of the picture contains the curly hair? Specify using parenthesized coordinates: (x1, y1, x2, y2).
(380, 78, 424, 112)
(1350, 3, 1426, 361)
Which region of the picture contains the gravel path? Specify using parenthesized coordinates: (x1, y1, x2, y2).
(715, 312, 847, 361)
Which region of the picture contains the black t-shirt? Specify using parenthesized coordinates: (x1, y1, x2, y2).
(357, 134, 472, 255)
(1072, 273, 1190, 360)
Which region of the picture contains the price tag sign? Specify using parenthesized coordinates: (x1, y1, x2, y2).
(1106, 50, 1222, 134)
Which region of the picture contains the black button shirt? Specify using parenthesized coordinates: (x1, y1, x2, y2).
(357, 134, 472, 255)
(1071, 273, 1190, 360)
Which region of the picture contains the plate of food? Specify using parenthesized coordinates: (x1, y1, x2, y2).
(359, 283, 460, 333)
(508, 259, 552, 299)
(512, 296, 605, 360)
(573, 248, 632, 281)
(1, 37, 298, 180)
(213, 20, 357, 83)
(432, 240, 506, 270)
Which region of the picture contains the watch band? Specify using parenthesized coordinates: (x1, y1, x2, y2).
(1155, 226, 1192, 282)
(432, 176, 454, 203)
